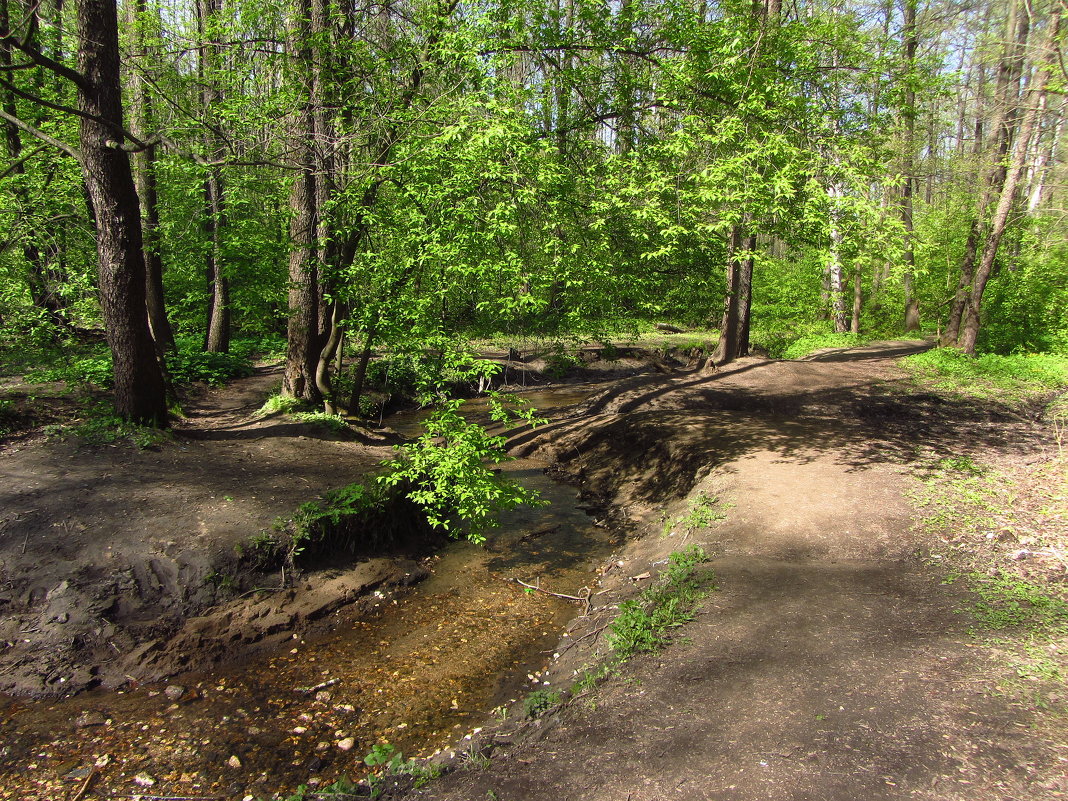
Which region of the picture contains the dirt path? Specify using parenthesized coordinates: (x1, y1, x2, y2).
(402, 342, 1065, 801)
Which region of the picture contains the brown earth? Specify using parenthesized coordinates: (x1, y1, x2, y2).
(0, 341, 1064, 801)
(397, 342, 1068, 801)
(0, 365, 403, 697)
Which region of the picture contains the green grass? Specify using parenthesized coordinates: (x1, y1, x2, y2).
(43, 398, 172, 449)
(574, 546, 715, 694)
(903, 348, 1068, 402)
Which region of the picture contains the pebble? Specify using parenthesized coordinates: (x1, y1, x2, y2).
(292, 726, 307, 735)
(314, 690, 332, 703)
(227, 755, 242, 768)
(337, 737, 355, 751)
(133, 772, 156, 787)
(74, 711, 107, 728)
(164, 684, 186, 701)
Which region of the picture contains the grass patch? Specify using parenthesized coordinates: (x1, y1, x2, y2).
(574, 546, 714, 694)
(42, 398, 171, 449)
(912, 445, 1068, 712)
(903, 348, 1068, 403)
(523, 689, 562, 718)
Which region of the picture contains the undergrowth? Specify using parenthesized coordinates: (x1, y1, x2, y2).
(913, 445, 1068, 712)
(903, 348, 1068, 403)
(42, 398, 171, 448)
(575, 545, 714, 693)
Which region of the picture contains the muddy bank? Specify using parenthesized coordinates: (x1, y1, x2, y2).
(0, 453, 619, 800)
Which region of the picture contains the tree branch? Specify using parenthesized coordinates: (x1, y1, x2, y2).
(0, 35, 86, 89)
(0, 144, 46, 178)
(0, 108, 81, 162)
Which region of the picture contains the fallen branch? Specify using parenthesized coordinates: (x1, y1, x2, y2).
(511, 578, 592, 616)
(296, 677, 339, 695)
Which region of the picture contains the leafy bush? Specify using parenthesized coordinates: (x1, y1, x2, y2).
(44, 399, 171, 448)
(256, 393, 304, 416)
(168, 347, 254, 386)
(378, 393, 547, 544)
(25, 352, 113, 387)
(523, 689, 562, 718)
(778, 331, 865, 360)
(605, 546, 713, 660)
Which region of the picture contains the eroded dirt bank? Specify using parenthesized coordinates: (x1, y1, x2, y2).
(399, 343, 1067, 801)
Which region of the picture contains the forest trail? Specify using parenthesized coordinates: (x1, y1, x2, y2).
(404, 341, 1066, 801)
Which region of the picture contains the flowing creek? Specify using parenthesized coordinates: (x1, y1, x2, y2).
(0, 387, 613, 800)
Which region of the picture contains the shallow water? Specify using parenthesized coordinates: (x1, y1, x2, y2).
(0, 455, 615, 800)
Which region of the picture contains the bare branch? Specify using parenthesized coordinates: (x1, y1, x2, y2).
(0, 144, 46, 178)
(0, 108, 81, 162)
(0, 35, 86, 89)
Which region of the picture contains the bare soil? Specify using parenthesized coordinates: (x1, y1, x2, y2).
(0, 365, 400, 697)
(0, 341, 1064, 801)
(398, 342, 1068, 801)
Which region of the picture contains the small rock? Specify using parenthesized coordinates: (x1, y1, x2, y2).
(164, 684, 186, 701)
(248, 726, 262, 735)
(133, 772, 156, 787)
(74, 711, 107, 728)
(314, 690, 332, 703)
(227, 755, 242, 769)
(292, 726, 307, 735)
(316, 741, 330, 751)
(337, 738, 355, 752)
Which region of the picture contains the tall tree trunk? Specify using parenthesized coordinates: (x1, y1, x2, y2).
(826, 182, 849, 333)
(127, 0, 175, 352)
(198, 0, 229, 353)
(959, 4, 1062, 355)
(712, 226, 744, 364)
(942, 0, 1030, 346)
(900, 0, 920, 331)
(76, 0, 167, 425)
(282, 0, 323, 402)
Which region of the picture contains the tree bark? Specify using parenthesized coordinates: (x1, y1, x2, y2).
(127, 0, 175, 352)
(282, 0, 324, 403)
(942, 0, 1030, 346)
(198, 0, 229, 353)
(959, 4, 1062, 355)
(900, 0, 920, 332)
(76, 0, 167, 425)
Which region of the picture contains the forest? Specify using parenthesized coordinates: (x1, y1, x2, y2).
(1, 0, 1066, 427)
(2, 1, 1068, 798)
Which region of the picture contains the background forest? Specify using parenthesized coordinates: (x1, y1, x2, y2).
(1, 0, 1066, 425)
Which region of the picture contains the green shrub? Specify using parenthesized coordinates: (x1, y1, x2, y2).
(378, 393, 547, 544)
(605, 546, 713, 660)
(168, 347, 254, 386)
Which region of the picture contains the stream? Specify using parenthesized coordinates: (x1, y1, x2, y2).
(0, 387, 614, 800)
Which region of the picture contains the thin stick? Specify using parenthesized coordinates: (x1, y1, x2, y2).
(70, 768, 97, 801)
(557, 621, 613, 656)
(512, 578, 592, 615)
(296, 677, 339, 694)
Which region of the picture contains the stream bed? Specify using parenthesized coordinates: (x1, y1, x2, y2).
(0, 447, 617, 800)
